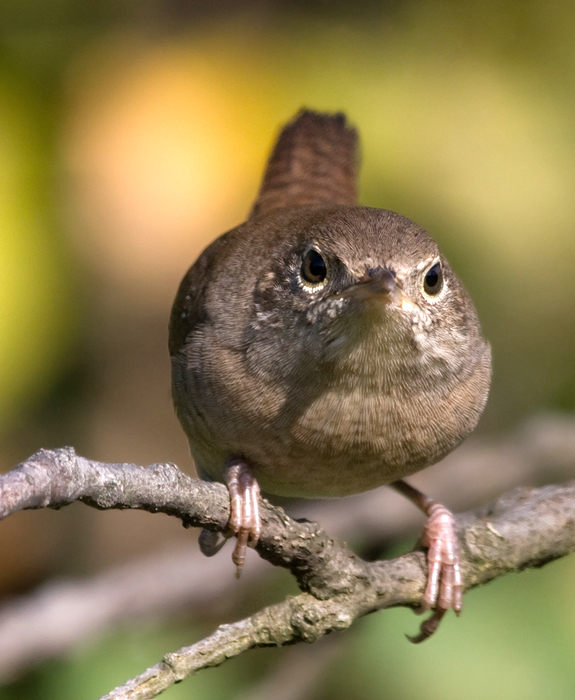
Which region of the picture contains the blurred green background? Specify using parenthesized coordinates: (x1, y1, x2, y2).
(2, 0, 575, 698)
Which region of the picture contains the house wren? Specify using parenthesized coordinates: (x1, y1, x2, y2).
(169, 110, 491, 641)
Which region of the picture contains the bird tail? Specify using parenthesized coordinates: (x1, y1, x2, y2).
(250, 109, 359, 218)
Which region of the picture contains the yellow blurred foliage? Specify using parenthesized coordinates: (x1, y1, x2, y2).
(0, 77, 74, 429)
(62, 32, 278, 306)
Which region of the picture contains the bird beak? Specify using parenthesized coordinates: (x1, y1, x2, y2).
(340, 267, 398, 303)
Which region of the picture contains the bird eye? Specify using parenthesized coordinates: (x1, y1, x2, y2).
(423, 261, 444, 297)
(301, 249, 328, 287)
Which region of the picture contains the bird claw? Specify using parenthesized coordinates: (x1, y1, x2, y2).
(198, 528, 229, 557)
(225, 457, 261, 577)
(408, 502, 462, 643)
(407, 609, 446, 644)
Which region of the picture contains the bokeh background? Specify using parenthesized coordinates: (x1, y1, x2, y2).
(2, 0, 575, 698)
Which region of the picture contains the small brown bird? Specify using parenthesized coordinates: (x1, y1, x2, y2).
(169, 110, 491, 640)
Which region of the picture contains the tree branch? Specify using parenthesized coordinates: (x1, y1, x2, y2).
(102, 482, 575, 699)
(4, 414, 575, 679)
(2, 448, 575, 699)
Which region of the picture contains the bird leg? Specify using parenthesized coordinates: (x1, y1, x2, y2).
(198, 457, 261, 576)
(225, 456, 262, 576)
(391, 479, 462, 643)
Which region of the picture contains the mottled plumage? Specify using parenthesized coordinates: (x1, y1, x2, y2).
(170, 205, 490, 497)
